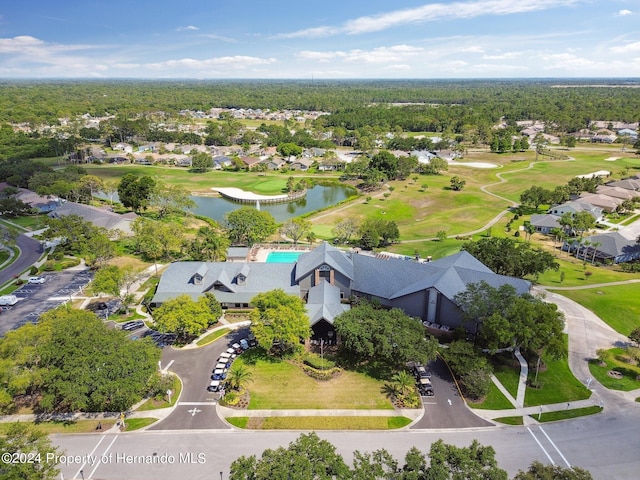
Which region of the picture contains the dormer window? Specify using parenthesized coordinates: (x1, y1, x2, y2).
(237, 274, 246, 285)
(192, 273, 203, 285)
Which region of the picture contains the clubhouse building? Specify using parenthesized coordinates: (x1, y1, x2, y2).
(151, 242, 531, 338)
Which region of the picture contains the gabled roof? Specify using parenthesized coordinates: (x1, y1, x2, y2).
(48, 201, 138, 231)
(352, 251, 530, 302)
(295, 242, 354, 281)
(306, 281, 350, 326)
(582, 232, 640, 259)
(530, 214, 561, 229)
(152, 262, 298, 305)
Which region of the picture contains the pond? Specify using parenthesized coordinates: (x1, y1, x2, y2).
(191, 184, 356, 223)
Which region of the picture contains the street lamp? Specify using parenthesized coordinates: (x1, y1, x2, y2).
(80, 469, 85, 480)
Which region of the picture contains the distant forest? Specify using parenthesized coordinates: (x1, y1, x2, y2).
(1, 79, 639, 129)
(1, 79, 639, 162)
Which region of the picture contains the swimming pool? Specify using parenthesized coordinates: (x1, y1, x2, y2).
(265, 251, 303, 263)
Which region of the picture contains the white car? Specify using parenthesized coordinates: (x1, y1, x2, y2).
(0, 295, 19, 306)
(27, 276, 46, 284)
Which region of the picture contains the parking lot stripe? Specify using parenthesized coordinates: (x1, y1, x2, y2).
(539, 426, 571, 468)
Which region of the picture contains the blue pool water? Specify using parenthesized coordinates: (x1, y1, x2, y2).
(266, 251, 304, 263)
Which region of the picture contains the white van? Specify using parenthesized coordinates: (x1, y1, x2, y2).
(0, 295, 19, 306)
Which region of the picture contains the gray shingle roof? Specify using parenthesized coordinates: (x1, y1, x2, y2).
(530, 214, 561, 229)
(306, 281, 350, 326)
(582, 232, 640, 259)
(352, 251, 530, 301)
(295, 242, 354, 281)
(152, 262, 298, 305)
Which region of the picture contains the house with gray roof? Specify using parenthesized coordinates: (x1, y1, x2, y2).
(568, 232, 640, 264)
(48, 201, 138, 236)
(548, 201, 604, 222)
(529, 214, 561, 234)
(152, 242, 530, 338)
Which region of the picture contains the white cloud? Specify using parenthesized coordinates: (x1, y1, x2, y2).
(177, 25, 199, 31)
(610, 41, 640, 53)
(275, 26, 339, 39)
(278, 0, 581, 38)
(199, 33, 236, 43)
(298, 45, 423, 64)
(482, 51, 522, 60)
(143, 56, 277, 70)
(617, 9, 632, 16)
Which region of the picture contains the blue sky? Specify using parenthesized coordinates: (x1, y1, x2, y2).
(0, 0, 638, 79)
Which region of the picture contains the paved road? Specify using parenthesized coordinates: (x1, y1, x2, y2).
(0, 234, 42, 285)
(51, 404, 640, 479)
(148, 330, 249, 431)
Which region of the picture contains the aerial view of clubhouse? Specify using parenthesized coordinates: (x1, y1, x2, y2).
(152, 242, 531, 338)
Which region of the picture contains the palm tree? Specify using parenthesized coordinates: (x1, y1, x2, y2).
(590, 241, 601, 264)
(391, 370, 415, 398)
(226, 364, 253, 391)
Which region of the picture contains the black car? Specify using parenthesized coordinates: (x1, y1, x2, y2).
(413, 364, 432, 380)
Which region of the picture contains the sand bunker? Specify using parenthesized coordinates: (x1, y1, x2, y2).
(449, 161, 498, 169)
(604, 157, 620, 161)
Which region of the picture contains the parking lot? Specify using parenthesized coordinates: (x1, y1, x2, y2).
(0, 269, 93, 335)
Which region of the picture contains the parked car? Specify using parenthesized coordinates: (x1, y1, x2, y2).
(218, 358, 232, 369)
(122, 320, 145, 331)
(214, 363, 227, 371)
(413, 364, 432, 380)
(417, 377, 434, 396)
(231, 342, 243, 354)
(225, 348, 238, 358)
(207, 380, 222, 392)
(247, 333, 257, 347)
(219, 351, 232, 360)
(212, 369, 227, 381)
(27, 276, 46, 284)
(0, 295, 19, 306)
(240, 338, 249, 350)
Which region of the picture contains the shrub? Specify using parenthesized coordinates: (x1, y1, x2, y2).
(29, 266, 39, 275)
(222, 391, 240, 406)
(301, 364, 342, 381)
(42, 260, 56, 271)
(52, 251, 64, 261)
(303, 353, 337, 370)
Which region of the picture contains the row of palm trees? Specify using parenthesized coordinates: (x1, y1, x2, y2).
(548, 227, 603, 264)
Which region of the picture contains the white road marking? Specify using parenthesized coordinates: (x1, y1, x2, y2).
(73, 435, 107, 479)
(187, 408, 202, 416)
(87, 435, 119, 479)
(164, 359, 175, 371)
(527, 427, 555, 465)
(447, 398, 452, 405)
(539, 426, 572, 468)
(178, 402, 217, 406)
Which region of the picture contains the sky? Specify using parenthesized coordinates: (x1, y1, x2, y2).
(0, 0, 638, 79)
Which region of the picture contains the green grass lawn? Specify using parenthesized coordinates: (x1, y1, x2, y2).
(123, 418, 158, 431)
(2, 214, 48, 231)
(0, 420, 117, 435)
(531, 406, 602, 423)
(137, 375, 182, 411)
(493, 416, 524, 425)
(83, 164, 315, 196)
(235, 350, 393, 410)
(523, 346, 592, 407)
(588, 348, 640, 391)
(558, 285, 640, 336)
(534, 256, 638, 289)
(196, 327, 231, 346)
(492, 355, 521, 399)
(470, 382, 515, 410)
(226, 416, 412, 430)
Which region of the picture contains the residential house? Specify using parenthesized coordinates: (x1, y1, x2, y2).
(529, 214, 561, 234)
(596, 185, 639, 201)
(290, 158, 314, 171)
(617, 128, 638, 139)
(240, 156, 262, 169)
(607, 177, 640, 191)
(48, 202, 138, 236)
(578, 193, 622, 213)
(568, 232, 640, 264)
(212, 156, 233, 170)
(264, 158, 286, 170)
(151, 242, 530, 337)
(548, 201, 604, 223)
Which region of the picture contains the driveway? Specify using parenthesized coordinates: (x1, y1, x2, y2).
(148, 329, 250, 430)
